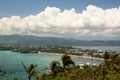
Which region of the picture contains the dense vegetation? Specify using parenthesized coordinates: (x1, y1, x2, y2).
(33, 52, 120, 80)
(0, 46, 72, 53)
(0, 52, 120, 80)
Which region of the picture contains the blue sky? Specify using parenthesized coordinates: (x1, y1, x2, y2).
(0, 0, 120, 40)
(0, 0, 120, 18)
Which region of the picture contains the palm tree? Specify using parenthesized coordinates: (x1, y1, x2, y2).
(61, 54, 75, 69)
(101, 51, 112, 80)
(21, 62, 37, 80)
(50, 60, 60, 71)
(50, 60, 64, 77)
(104, 51, 111, 64)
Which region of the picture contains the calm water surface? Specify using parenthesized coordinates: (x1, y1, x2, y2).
(0, 50, 103, 80)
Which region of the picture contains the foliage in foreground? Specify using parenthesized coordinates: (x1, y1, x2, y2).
(0, 52, 120, 80)
(28, 52, 120, 80)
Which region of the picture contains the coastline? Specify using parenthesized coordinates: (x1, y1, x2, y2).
(73, 55, 104, 60)
(38, 52, 104, 60)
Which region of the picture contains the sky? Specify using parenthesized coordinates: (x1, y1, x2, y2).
(0, 0, 120, 40)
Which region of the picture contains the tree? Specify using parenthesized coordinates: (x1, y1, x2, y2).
(21, 62, 37, 80)
(104, 51, 111, 64)
(50, 60, 64, 78)
(50, 60, 60, 71)
(61, 54, 75, 69)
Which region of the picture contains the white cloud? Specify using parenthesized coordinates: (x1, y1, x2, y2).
(0, 5, 120, 40)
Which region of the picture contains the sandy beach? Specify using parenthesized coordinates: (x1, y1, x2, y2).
(38, 52, 104, 60)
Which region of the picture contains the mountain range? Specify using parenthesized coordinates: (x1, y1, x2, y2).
(0, 35, 120, 46)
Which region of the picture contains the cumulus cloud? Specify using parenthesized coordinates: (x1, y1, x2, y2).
(0, 5, 120, 40)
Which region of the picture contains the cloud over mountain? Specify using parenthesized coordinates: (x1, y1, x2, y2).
(0, 5, 120, 40)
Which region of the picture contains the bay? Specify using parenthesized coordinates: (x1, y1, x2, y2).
(0, 50, 103, 80)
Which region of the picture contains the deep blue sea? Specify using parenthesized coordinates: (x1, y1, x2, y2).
(0, 50, 103, 80)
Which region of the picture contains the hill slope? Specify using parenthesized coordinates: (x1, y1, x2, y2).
(0, 35, 120, 46)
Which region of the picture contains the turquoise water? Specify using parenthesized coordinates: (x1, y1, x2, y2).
(0, 51, 103, 80)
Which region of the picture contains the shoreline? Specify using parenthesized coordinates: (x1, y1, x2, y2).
(0, 50, 104, 60)
(38, 52, 104, 60)
(73, 55, 104, 60)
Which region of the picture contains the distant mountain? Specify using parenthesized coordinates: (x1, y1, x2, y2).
(0, 35, 120, 46)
